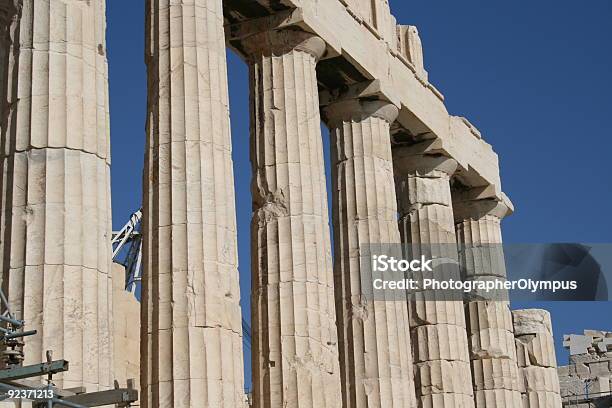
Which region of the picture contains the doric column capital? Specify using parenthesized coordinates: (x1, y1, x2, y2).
(242, 29, 326, 60)
(453, 195, 514, 222)
(322, 99, 399, 127)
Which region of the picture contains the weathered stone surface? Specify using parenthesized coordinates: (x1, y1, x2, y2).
(591, 376, 611, 394)
(513, 309, 553, 336)
(414, 360, 473, 396)
(559, 330, 612, 404)
(465, 301, 514, 334)
(454, 199, 510, 281)
(142, 0, 246, 406)
(563, 333, 593, 356)
(522, 367, 561, 393)
(522, 391, 562, 408)
(413, 324, 470, 363)
(453, 195, 522, 406)
(112, 263, 140, 390)
(513, 310, 557, 369)
(419, 393, 475, 408)
(394, 146, 474, 406)
(323, 98, 416, 407)
(474, 389, 523, 408)
(513, 310, 562, 407)
(574, 363, 591, 379)
(472, 359, 522, 392)
(0, 403, 33, 408)
(338, 0, 397, 48)
(394, 147, 459, 246)
(589, 361, 610, 377)
(569, 354, 597, 365)
(584, 330, 605, 339)
(469, 328, 517, 360)
(558, 372, 585, 397)
(397, 25, 427, 81)
(515, 334, 557, 369)
(409, 292, 467, 327)
(243, 29, 342, 408)
(0, 0, 113, 392)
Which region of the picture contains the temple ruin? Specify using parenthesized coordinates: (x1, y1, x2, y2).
(0, 0, 592, 407)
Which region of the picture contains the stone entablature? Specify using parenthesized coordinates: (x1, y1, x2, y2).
(225, 0, 504, 200)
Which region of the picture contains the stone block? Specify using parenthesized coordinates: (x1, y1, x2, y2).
(522, 367, 561, 393)
(584, 330, 605, 339)
(414, 360, 473, 396)
(512, 309, 552, 336)
(523, 391, 563, 408)
(574, 363, 591, 379)
(558, 374, 586, 398)
(409, 296, 466, 327)
(588, 361, 610, 377)
(406, 174, 453, 206)
(470, 328, 516, 360)
(570, 353, 598, 365)
(471, 358, 521, 391)
(412, 324, 470, 363)
(474, 389, 522, 408)
(563, 334, 594, 356)
(466, 301, 513, 334)
(458, 247, 508, 279)
(557, 365, 569, 378)
(590, 376, 611, 394)
(515, 333, 557, 368)
(419, 392, 475, 408)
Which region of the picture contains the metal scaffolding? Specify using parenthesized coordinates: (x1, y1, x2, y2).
(112, 209, 143, 294)
(0, 287, 139, 407)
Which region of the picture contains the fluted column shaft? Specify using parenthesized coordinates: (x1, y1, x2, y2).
(323, 99, 416, 408)
(0, 0, 113, 391)
(244, 29, 342, 408)
(454, 197, 522, 407)
(393, 145, 475, 407)
(512, 310, 562, 408)
(142, 0, 245, 406)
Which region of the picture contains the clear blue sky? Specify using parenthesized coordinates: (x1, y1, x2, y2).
(106, 0, 612, 382)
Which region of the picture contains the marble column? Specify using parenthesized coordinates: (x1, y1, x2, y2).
(243, 29, 342, 408)
(142, 0, 245, 406)
(454, 196, 523, 407)
(323, 99, 417, 408)
(512, 309, 562, 408)
(393, 144, 475, 407)
(0, 0, 113, 391)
